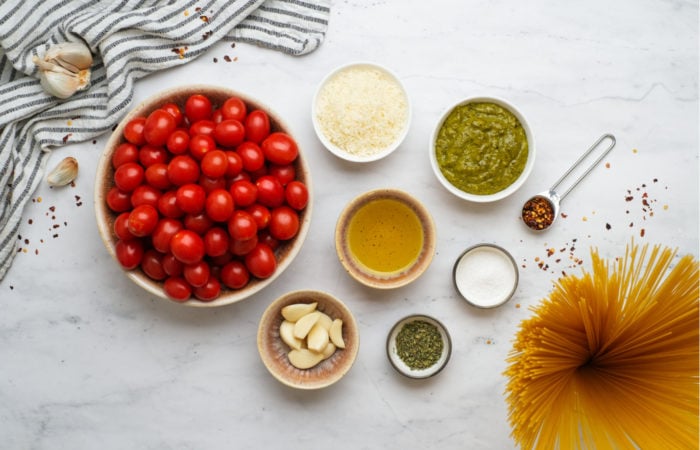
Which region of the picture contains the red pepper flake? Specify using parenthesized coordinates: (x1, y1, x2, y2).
(224, 55, 232, 62)
(92, 140, 97, 144)
(605, 162, 610, 168)
(53, 234, 58, 238)
(625, 195, 634, 202)
(560, 212, 568, 218)
(24, 238, 29, 245)
(629, 222, 634, 227)
(640, 228, 645, 237)
(546, 248, 555, 257)
(202, 31, 213, 40)
(200, 15, 209, 22)
(195, 7, 201, 12)
(213, 57, 218, 63)
(231, 43, 236, 48)
(605, 223, 611, 230)
(28, 219, 33, 224)
(62, 133, 72, 143)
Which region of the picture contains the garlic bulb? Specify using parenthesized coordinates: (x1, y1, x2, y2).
(46, 157, 79, 186)
(33, 42, 93, 99)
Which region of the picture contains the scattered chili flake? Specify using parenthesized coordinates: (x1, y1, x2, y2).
(605, 223, 611, 230)
(62, 133, 72, 143)
(640, 228, 645, 237)
(663, 205, 668, 210)
(53, 234, 58, 238)
(223, 55, 232, 62)
(36, 197, 42, 203)
(92, 140, 97, 144)
(605, 162, 610, 168)
(28, 219, 33, 224)
(582, 216, 587, 222)
(200, 15, 209, 22)
(233, 57, 238, 62)
(195, 7, 201, 12)
(184, 9, 189, 16)
(67, 120, 73, 126)
(632, 148, 638, 154)
(213, 57, 218, 63)
(515, 303, 521, 309)
(560, 212, 568, 218)
(23, 238, 29, 245)
(202, 31, 213, 40)
(231, 43, 236, 48)
(546, 248, 555, 257)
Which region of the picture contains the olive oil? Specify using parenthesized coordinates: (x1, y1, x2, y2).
(347, 198, 423, 273)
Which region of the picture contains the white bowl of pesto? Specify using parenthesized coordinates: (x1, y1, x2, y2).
(429, 96, 535, 202)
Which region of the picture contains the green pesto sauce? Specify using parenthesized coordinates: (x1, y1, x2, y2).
(435, 102, 528, 195)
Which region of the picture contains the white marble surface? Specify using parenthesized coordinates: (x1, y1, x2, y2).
(2, 1, 697, 449)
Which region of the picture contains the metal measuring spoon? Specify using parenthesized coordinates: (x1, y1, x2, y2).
(522, 134, 616, 231)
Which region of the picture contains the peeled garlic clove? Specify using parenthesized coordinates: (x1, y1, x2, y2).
(46, 157, 78, 186)
(321, 341, 336, 360)
(293, 311, 320, 339)
(329, 318, 345, 349)
(317, 312, 333, 331)
(288, 348, 324, 369)
(307, 323, 329, 353)
(281, 302, 317, 322)
(279, 320, 302, 351)
(34, 41, 92, 99)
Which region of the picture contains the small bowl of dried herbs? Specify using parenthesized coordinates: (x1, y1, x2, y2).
(386, 314, 451, 379)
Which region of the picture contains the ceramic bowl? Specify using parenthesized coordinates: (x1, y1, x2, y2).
(429, 96, 535, 202)
(94, 85, 312, 307)
(387, 314, 451, 379)
(453, 244, 519, 308)
(335, 189, 436, 289)
(312, 62, 411, 163)
(257, 290, 359, 390)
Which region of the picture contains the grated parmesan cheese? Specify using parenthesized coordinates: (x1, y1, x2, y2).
(315, 65, 409, 158)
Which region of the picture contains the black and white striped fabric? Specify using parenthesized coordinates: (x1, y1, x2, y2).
(0, 0, 330, 280)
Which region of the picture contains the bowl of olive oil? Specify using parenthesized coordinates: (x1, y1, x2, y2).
(335, 189, 436, 289)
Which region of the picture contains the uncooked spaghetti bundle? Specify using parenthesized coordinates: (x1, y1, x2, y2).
(505, 242, 699, 449)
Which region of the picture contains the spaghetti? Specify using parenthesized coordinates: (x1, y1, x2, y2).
(505, 242, 699, 449)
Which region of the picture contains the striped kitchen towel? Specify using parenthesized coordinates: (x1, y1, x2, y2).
(0, 0, 330, 280)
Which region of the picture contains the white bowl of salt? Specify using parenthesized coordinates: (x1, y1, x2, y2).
(452, 244, 519, 308)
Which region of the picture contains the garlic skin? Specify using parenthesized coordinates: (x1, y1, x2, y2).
(33, 42, 93, 99)
(46, 157, 79, 186)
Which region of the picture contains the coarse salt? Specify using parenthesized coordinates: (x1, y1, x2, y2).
(454, 245, 518, 308)
(315, 65, 408, 158)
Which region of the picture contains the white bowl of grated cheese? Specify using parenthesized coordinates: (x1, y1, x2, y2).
(312, 62, 411, 163)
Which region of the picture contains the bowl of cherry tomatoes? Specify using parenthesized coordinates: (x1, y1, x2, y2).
(94, 85, 312, 306)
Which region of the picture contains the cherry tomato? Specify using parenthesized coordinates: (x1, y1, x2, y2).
(106, 187, 132, 212)
(189, 120, 216, 137)
(205, 189, 234, 222)
(224, 151, 243, 178)
(114, 162, 144, 192)
(145, 163, 172, 190)
(261, 132, 298, 165)
(115, 239, 144, 269)
(112, 143, 139, 168)
(170, 230, 205, 264)
(189, 134, 216, 161)
(212, 108, 223, 124)
(229, 179, 257, 207)
(201, 149, 229, 179)
(268, 164, 296, 186)
(127, 204, 159, 237)
(123, 117, 146, 145)
(244, 243, 276, 279)
(176, 183, 206, 214)
(141, 249, 167, 281)
(198, 174, 227, 194)
(168, 155, 200, 186)
(162, 253, 184, 276)
(230, 235, 258, 256)
(221, 260, 250, 289)
(244, 110, 271, 143)
(193, 276, 221, 302)
(144, 109, 177, 146)
(246, 204, 271, 229)
(131, 184, 161, 208)
(204, 227, 230, 257)
(228, 210, 257, 241)
(158, 190, 184, 218)
(285, 181, 309, 210)
(139, 145, 168, 167)
(269, 206, 299, 240)
(185, 94, 212, 123)
(184, 212, 214, 234)
(221, 97, 247, 121)
(152, 218, 183, 253)
(184, 260, 210, 287)
(236, 142, 265, 172)
(161, 102, 184, 126)
(167, 129, 190, 155)
(164, 276, 191, 302)
(214, 119, 245, 148)
(114, 212, 136, 241)
(255, 175, 285, 208)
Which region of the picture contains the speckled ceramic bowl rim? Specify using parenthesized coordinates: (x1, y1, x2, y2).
(334, 188, 436, 289)
(429, 96, 535, 203)
(452, 243, 519, 309)
(94, 84, 313, 307)
(386, 314, 452, 379)
(257, 289, 359, 390)
(311, 61, 412, 163)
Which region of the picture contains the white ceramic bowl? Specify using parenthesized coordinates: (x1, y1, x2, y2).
(453, 244, 519, 308)
(386, 314, 451, 379)
(257, 290, 359, 390)
(94, 85, 312, 307)
(312, 62, 411, 163)
(429, 96, 535, 202)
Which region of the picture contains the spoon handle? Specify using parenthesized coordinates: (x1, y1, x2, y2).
(550, 134, 616, 201)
